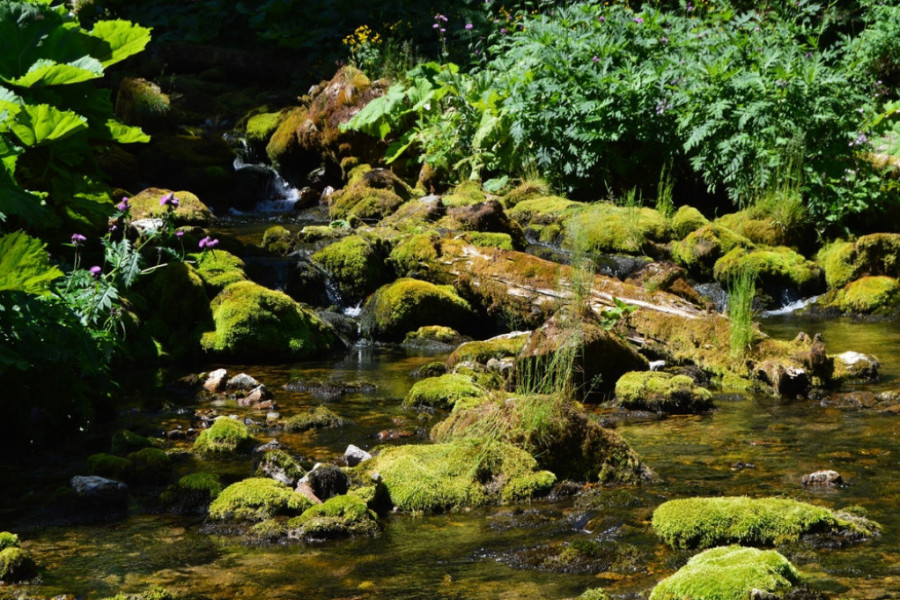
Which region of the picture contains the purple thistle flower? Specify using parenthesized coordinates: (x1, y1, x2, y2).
(633, 17, 644, 24)
(465, 23, 473, 30)
(117, 197, 129, 211)
(598, 16, 605, 22)
(160, 192, 179, 209)
(175, 230, 184, 238)
(71, 233, 87, 246)
(89, 265, 102, 278)
(661, 37, 669, 43)
(199, 236, 219, 249)
(433, 23, 439, 28)
(501, 27, 507, 34)
(440, 28, 446, 33)
(592, 55, 600, 63)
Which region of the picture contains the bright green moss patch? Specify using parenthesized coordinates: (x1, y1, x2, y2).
(245, 111, 283, 147)
(190, 250, 247, 292)
(201, 281, 340, 361)
(329, 184, 406, 221)
(507, 195, 583, 226)
(614, 371, 714, 413)
(160, 472, 223, 511)
(0, 533, 19, 551)
(824, 276, 900, 314)
(128, 187, 213, 225)
(441, 180, 486, 207)
(816, 241, 859, 289)
(261, 225, 295, 256)
(403, 374, 485, 411)
(464, 232, 515, 250)
(564, 203, 671, 255)
(284, 406, 347, 432)
(177, 473, 222, 499)
(256, 450, 306, 484)
(670, 205, 709, 240)
(0, 546, 37, 583)
(649, 545, 801, 600)
(88, 453, 133, 479)
(447, 333, 528, 367)
(713, 246, 823, 298)
(208, 477, 312, 521)
(671, 224, 753, 278)
(501, 179, 553, 208)
(651, 496, 880, 549)
(367, 278, 478, 340)
(403, 325, 464, 346)
(362, 440, 555, 512)
(311, 235, 389, 302)
(193, 418, 255, 456)
(286, 494, 379, 538)
(388, 233, 441, 277)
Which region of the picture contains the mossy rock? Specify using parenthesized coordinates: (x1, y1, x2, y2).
(286, 494, 379, 539)
(716, 212, 792, 247)
(614, 371, 714, 414)
(193, 418, 256, 456)
(208, 477, 312, 521)
(441, 180, 487, 208)
(403, 325, 465, 347)
(816, 241, 859, 289)
(576, 589, 610, 600)
(501, 179, 553, 208)
(244, 110, 285, 157)
(365, 278, 478, 340)
(0, 533, 19, 552)
(463, 232, 515, 251)
(507, 196, 584, 228)
(403, 374, 485, 411)
(161, 472, 223, 513)
(201, 281, 341, 361)
(189, 249, 247, 293)
(651, 496, 880, 549)
(446, 332, 529, 367)
(128, 187, 214, 226)
(0, 546, 37, 583)
(138, 261, 212, 360)
(284, 406, 347, 432)
(261, 225, 295, 256)
(111, 429, 153, 455)
(329, 168, 414, 221)
(670, 205, 709, 240)
(388, 233, 441, 277)
(816, 276, 900, 316)
(816, 233, 900, 291)
(311, 235, 390, 304)
(256, 450, 306, 486)
(412, 361, 449, 379)
(127, 447, 172, 484)
(88, 453, 133, 480)
(360, 440, 555, 512)
(671, 224, 753, 279)
(432, 396, 654, 485)
(115, 77, 171, 132)
(298, 224, 352, 243)
(564, 203, 672, 255)
(265, 106, 314, 180)
(713, 246, 824, 307)
(99, 585, 178, 600)
(649, 545, 801, 600)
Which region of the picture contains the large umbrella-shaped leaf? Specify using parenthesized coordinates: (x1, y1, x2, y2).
(0, 231, 63, 294)
(8, 103, 87, 146)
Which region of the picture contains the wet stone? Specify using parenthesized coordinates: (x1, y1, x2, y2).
(801, 470, 843, 488)
(227, 373, 261, 390)
(344, 444, 372, 467)
(203, 368, 228, 393)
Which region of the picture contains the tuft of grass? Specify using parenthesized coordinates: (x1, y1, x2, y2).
(655, 162, 675, 219)
(726, 268, 756, 358)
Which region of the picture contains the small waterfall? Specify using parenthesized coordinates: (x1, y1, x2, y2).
(762, 295, 821, 317)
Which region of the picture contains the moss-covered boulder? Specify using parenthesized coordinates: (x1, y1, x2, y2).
(193, 417, 255, 456)
(160, 472, 223, 513)
(360, 440, 555, 512)
(817, 234, 900, 291)
(365, 278, 478, 340)
(0, 546, 37, 583)
(403, 374, 485, 411)
(201, 281, 341, 361)
(208, 477, 312, 521)
(501, 179, 553, 208)
(311, 235, 390, 304)
(670, 205, 709, 240)
(446, 332, 529, 367)
(189, 249, 247, 293)
(260, 225, 295, 256)
(437, 199, 525, 249)
(388, 233, 442, 278)
(0, 532, 19, 551)
(441, 180, 487, 207)
(402, 325, 466, 351)
(651, 496, 880, 549)
(128, 187, 214, 226)
(614, 371, 714, 413)
(713, 246, 824, 307)
(329, 168, 414, 222)
(463, 232, 516, 251)
(813, 275, 900, 316)
(671, 224, 753, 279)
(507, 195, 583, 228)
(284, 406, 347, 432)
(286, 494, 379, 539)
(649, 545, 801, 600)
(564, 203, 671, 255)
(111, 429, 153, 455)
(244, 109, 286, 160)
(127, 448, 172, 484)
(817, 240, 859, 289)
(432, 396, 653, 484)
(115, 77, 171, 132)
(256, 450, 306, 486)
(716, 212, 796, 247)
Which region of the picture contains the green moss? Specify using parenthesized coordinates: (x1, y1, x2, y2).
(0, 533, 19, 551)
(330, 184, 406, 221)
(388, 233, 441, 277)
(403, 325, 463, 346)
(286, 494, 379, 538)
(367, 278, 478, 340)
(179, 473, 223, 498)
(501, 179, 553, 208)
(403, 374, 485, 410)
(111, 429, 152, 455)
(115, 77, 170, 129)
(446, 333, 528, 367)
(87, 453, 132, 479)
(577, 589, 610, 600)
(464, 232, 515, 251)
(360, 440, 555, 513)
(311, 235, 389, 302)
(160, 472, 222, 510)
(854, 233, 900, 277)
(208, 477, 312, 521)
(189, 249, 247, 293)
(245, 111, 283, 147)
(127, 448, 172, 484)
(413, 361, 448, 378)
(671, 224, 753, 278)
(201, 281, 340, 361)
(284, 406, 347, 432)
(441, 180, 487, 207)
(256, 449, 306, 483)
(298, 224, 351, 243)
(100, 585, 176, 600)
(651, 496, 880, 549)
(816, 241, 859, 289)
(193, 418, 255, 456)
(825, 276, 900, 314)
(139, 261, 212, 360)
(261, 225, 295, 256)
(0, 547, 37, 583)
(614, 371, 714, 413)
(649, 545, 801, 600)
(716, 212, 791, 247)
(670, 206, 709, 240)
(564, 203, 671, 255)
(713, 246, 823, 298)
(507, 195, 584, 226)
(128, 187, 213, 226)
(265, 107, 305, 171)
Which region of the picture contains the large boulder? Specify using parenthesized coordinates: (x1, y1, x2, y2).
(311, 235, 390, 304)
(364, 278, 479, 341)
(563, 202, 671, 255)
(403, 374, 485, 411)
(208, 477, 312, 521)
(614, 371, 714, 413)
(286, 494, 379, 539)
(713, 246, 824, 308)
(671, 223, 753, 279)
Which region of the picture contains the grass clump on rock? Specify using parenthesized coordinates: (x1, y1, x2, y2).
(649, 545, 801, 600)
(194, 418, 255, 456)
(208, 477, 312, 521)
(614, 371, 714, 413)
(286, 494, 379, 539)
(366, 278, 478, 340)
(651, 496, 880, 549)
(403, 374, 485, 411)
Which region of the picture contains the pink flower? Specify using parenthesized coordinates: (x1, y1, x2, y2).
(71, 233, 86, 246)
(199, 236, 219, 249)
(160, 192, 179, 209)
(89, 266, 102, 278)
(465, 23, 473, 30)
(117, 197, 129, 211)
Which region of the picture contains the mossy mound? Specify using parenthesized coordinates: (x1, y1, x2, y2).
(329, 168, 414, 221)
(193, 418, 256, 456)
(365, 278, 478, 340)
(0, 533, 19, 551)
(388, 233, 441, 277)
(651, 496, 880, 549)
(441, 180, 487, 207)
(286, 494, 379, 539)
(115, 77, 171, 132)
(649, 545, 801, 600)
(402, 325, 465, 348)
(361, 440, 555, 512)
(816, 241, 859, 289)
(432, 396, 654, 484)
(311, 235, 390, 303)
(256, 450, 306, 486)
(208, 477, 312, 521)
(816, 234, 900, 291)
(298, 224, 352, 243)
(189, 249, 247, 293)
(403, 374, 485, 411)
(463, 232, 516, 251)
(816, 276, 900, 316)
(671, 224, 753, 279)
(111, 429, 153, 455)
(501, 179, 553, 208)
(284, 406, 347, 432)
(446, 332, 529, 367)
(126, 448, 172, 484)
(138, 261, 212, 360)
(564, 203, 671, 255)
(507, 195, 584, 227)
(265, 106, 313, 181)
(713, 246, 824, 305)
(201, 281, 341, 361)
(160, 472, 223, 513)
(0, 546, 37, 583)
(670, 206, 709, 240)
(128, 187, 213, 226)
(614, 371, 714, 414)
(261, 225, 295, 256)
(244, 110, 285, 158)
(716, 212, 793, 247)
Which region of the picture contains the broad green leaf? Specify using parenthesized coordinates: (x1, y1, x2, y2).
(88, 20, 153, 68)
(5, 56, 103, 87)
(9, 103, 87, 146)
(0, 231, 63, 294)
(101, 118, 149, 144)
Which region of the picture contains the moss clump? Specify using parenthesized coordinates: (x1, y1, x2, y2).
(0, 546, 37, 583)
(193, 418, 255, 456)
(177, 473, 223, 499)
(115, 77, 171, 131)
(651, 496, 880, 549)
(614, 371, 714, 414)
(137, 261, 212, 360)
(403, 325, 464, 346)
(361, 440, 555, 512)
(111, 429, 153, 455)
(201, 281, 340, 361)
(564, 203, 671, 255)
(670, 206, 709, 240)
(366, 278, 478, 340)
(649, 545, 801, 600)
(256, 449, 306, 485)
(577, 589, 610, 600)
(463, 232, 515, 251)
(286, 494, 379, 538)
(128, 187, 213, 226)
(671, 224, 753, 279)
(261, 225, 295, 256)
(388, 233, 441, 277)
(245, 111, 283, 150)
(311, 235, 389, 303)
(329, 177, 408, 221)
(0, 533, 19, 551)
(713, 246, 823, 301)
(160, 472, 223, 512)
(816, 241, 859, 289)
(87, 453, 133, 479)
(507, 195, 584, 227)
(208, 477, 312, 521)
(127, 448, 172, 484)
(446, 333, 528, 367)
(190, 250, 247, 293)
(403, 374, 485, 411)
(501, 179, 553, 208)
(441, 180, 487, 207)
(265, 107, 306, 173)
(298, 224, 351, 243)
(284, 406, 347, 432)
(412, 361, 448, 378)
(822, 276, 900, 315)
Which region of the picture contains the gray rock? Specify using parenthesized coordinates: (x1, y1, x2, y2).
(801, 470, 843, 488)
(344, 444, 372, 467)
(227, 373, 260, 390)
(202, 368, 228, 393)
(71, 475, 127, 500)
